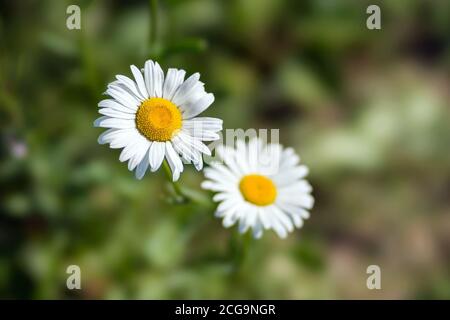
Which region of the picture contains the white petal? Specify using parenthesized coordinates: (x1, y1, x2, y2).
(222, 205, 241, 228)
(135, 148, 150, 180)
(94, 117, 135, 129)
(99, 108, 136, 119)
(213, 192, 234, 202)
(192, 151, 204, 171)
(172, 135, 200, 163)
(177, 131, 211, 156)
(182, 129, 219, 142)
(149, 141, 165, 172)
(276, 199, 309, 224)
(204, 166, 237, 185)
(272, 205, 294, 233)
(98, 99, 135, 113)
(165, 141, 183, 181)
(201, 180, 235, 192)
(235, 139, 251, 174)
(298, 208, 310, 219)
(109, 129, 141, 149)
(144, 60, 155, 97)
(130, 65, 149, 99)
(247, 137, 260, 172)
(217, 145, 244, 176)
(127, 136, 150, 171)
(182, 117, 223, 133)
(115, 74, 146, 101)
(181, 93, 215, 119)
(97, 128, 116, 145)
(178, 83, 205, 111)
(217, 197, 239, 213)
(278, 193, 314, 209)
(252, 219, 264, 239)
(104, 129, 139, 149)
(280, 148, 300, 169)
(98, 128, 133, 145)
(209, 162, 239, 181)
(239, 204, 257, 234)
(172, 73, 200, 106)
(273, 165, 309, 186)
(278, 180, 313, 194)
(153, 62, 164, 98)
(119, 138, 141, 162)
(258, 209, 272, 230)
(268, 211, 288, 239)
(163, 68, 186, 101)
(106, 86, 140, 110)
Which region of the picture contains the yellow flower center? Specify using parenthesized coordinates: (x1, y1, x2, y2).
(239, 174, 277, 206)
(135, 98, 182, 142)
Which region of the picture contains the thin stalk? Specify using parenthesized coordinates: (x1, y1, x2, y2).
(162, 160, 187, 203)
(230, 231, 252, 276)
(149, 0, 158, 55)
(79, 28, 100, 99)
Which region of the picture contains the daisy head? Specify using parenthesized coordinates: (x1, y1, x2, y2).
(202, 138, 314, 239)
(94, 60, 222, 181)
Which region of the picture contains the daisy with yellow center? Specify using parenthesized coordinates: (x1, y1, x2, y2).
(94, 60, 222, 181)
(202, 138, 314, 239)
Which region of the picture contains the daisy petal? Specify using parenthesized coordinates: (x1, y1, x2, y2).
(99, 108, 136, 119)
(192, 151, 204, 171)
(115, 75, 146, 101)
(163, 68, 186, 101)
(153, 62, 165, 97)
(106, 86, 140, 110)
(98, 99, 135, 113)
(135, 148, 150, 180)
(177, 131, 211, 156)
(130, 65, 149, 99)
(119, 138, 141, 163)
(172, 135, 200, 164)
(144, 60, 155, 97)
(127, 136, 150, 171)
(98, 128, 133, 145)
(252, 219, 264, 239)
(149, 141, 165, 172)
(165, 141, 183, 181)
(181, 93, 215, 119)
(172, 73, 201, 106)
(94, 117, 135, 129)
(182, 117, 223, 133)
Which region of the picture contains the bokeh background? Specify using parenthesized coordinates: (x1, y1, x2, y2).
(1, 0, 449, 299)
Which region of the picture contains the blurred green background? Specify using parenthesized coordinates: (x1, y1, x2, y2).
(1, 0, 449, 299)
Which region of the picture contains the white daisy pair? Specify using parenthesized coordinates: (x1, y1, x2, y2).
(94, 60, 314, 238)
(94, 60, 222, 181)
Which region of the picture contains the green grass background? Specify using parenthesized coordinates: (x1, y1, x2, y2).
(0, 0, 449, 299)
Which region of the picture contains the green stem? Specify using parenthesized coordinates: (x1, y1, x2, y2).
(79, 27, 99, 99)
(149, 0, 158, 55)
(230, 231, 252, 275)
(162, 160, 187, 203)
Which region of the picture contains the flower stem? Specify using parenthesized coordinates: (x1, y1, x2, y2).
(162, 160, 187, 203)
(230, 230, 252, 275)
(149, 0, 158, 55)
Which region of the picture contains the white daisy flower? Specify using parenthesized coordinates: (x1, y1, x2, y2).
(201, 138, 314, 239)
(94, 60, 222, 181)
